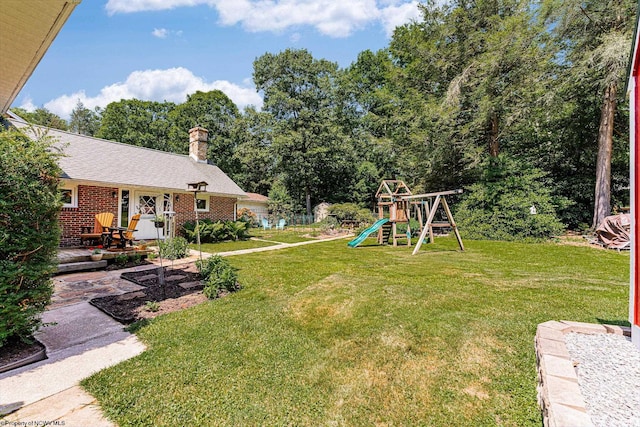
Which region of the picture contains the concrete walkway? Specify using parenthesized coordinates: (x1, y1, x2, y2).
(0, 233, 350, 426)
(0, 302, 146, 425)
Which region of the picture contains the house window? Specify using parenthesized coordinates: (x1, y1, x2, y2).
(120, 190, 130, 227)
(59, 186, 77, 208)
(196, 195, 209, 212)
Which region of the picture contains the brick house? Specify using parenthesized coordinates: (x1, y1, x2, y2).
(9, 118, 246, 246)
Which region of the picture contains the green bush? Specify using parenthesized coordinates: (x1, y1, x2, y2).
(181, 219, 250, 243)
(396, 218, 421, 237)
(196, 255, 240, 299)
(319, 216, 339, 234)
(0, 126, 61, 346)
(115, 253, 128, 266)
(455, 156, 567, 241)
(159, 236, 190, 260)
(328, 203, 375, 225)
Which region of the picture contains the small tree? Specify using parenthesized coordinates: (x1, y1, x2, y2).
(0, 125, 62, 346)
(267, 180, 294, 220)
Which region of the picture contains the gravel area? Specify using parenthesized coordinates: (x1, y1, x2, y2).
(565, 332, 640, 427)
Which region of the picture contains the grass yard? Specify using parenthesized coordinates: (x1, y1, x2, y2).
(83, 237, 629, 426)
(250, 227, 319, 243)
(190, 238, 277, 253)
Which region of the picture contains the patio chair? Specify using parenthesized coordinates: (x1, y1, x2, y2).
(80, 212, 114, 245)
(276, 219, 286, 230)
(262, 218, 272, 230)
(105, 214, 141, 249)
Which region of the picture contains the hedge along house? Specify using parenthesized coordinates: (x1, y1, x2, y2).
(9, 118, 247, 246)
(629, 7, 640, 349)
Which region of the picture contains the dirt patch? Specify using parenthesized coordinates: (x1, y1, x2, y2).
(90, 265, 205, 324)
(135, 292, 208, 320)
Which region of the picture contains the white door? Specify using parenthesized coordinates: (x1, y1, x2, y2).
(134, 192, 162, 240)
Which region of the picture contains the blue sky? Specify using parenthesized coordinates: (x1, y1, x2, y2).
(15, 0, 425, 119)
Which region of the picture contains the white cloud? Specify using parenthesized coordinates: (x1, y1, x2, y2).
(379, 1, 421, 36)
(152, 27, 169, 38)
(41, 67, 263, 119)
(105, 0, 422, 38)
(18, 97, 37, 112)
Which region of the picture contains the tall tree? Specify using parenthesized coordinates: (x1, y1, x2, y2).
(10, 107, 68, 131)
(167, 90, 240, 173)
(253, 49, 354, 215)
(542, 0, 635, 228)
(69, 100, 101, 136)
(96, 99, 175, 150)
(230, 107, 276, 195)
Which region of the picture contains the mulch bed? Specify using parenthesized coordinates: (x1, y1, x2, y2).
(105, 259, 153, 271)
(89, 266, 204, 324)
(0, 336, 46, 374)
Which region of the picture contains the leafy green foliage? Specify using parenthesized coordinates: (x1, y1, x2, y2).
(456, 156, 567, 241)
(115, 253, 128, 266)
(97, 99, 176, 151)
(167, 90, 240, 174)
(267, 180, 294, 219)
(68, 100, 101, 136)
(327, 203, 375, 224)
(10, 107, 69, 131)
(159, 237, 190, 260)
(0, 126, 61, 346)
(254, 49, 358, 214)
(181, 220, 249, 243)
(196, 255, 240, 299)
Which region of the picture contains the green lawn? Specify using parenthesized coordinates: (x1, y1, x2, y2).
(83, 237, 629, 426)
(190, 238, 277, 253)
(249, 227, 318, 243)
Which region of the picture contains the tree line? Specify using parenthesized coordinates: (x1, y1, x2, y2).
(13, 0, 635, 235)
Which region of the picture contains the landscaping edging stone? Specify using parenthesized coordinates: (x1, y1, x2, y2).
(535, 320, 631, 427)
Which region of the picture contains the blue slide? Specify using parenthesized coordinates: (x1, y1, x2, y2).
(348, 218, 389, 248)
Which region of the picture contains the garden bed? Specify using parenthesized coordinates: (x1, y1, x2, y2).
(89, 266, 204, 324)
(0, 336, 46, 374)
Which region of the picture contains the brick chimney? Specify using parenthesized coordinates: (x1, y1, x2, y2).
(189, 126, 208, 163)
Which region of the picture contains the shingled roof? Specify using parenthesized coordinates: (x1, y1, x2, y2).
(10, 118, 246, 198)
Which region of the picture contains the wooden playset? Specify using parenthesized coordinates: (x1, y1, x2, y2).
(348, 179, 464, 254)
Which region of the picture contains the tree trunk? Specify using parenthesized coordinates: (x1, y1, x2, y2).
(489, 112, 499, 157)
(592, 82, 617, 229)
(306, 186, 312, 217)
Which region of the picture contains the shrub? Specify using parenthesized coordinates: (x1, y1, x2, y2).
(237, 208, 258, 227)
(328, 203, 375, 225)
(159, 236, 190, 260)
(396, 218, 421, 237)
(0, 126, 61, 346)
(224, 220, 250, 241)
(181, 219, 250, 243)
(196, 255, 240, 299)
(319, 216, 339, 234)
(455, 156, 567, 241)
(115, 253, 128, 266)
